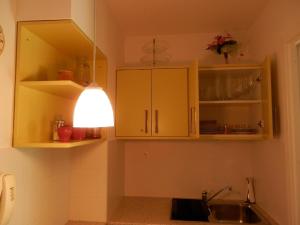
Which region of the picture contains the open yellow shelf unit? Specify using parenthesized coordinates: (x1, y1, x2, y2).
(13, 20, 108, 149)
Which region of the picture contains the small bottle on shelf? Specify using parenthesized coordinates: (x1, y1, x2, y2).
(52, 116, 65, 141)
(76, 58, 91, 86)
(224, 124, 229, 134)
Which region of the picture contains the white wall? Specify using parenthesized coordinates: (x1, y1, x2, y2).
(247, 0, 300, 224)
(124, 31, 251, 66)
(0, 149, 71, 225)
(0, 0, 15, 148)
(16, 0, 71, 21)
(107, 140, 125, 220)
(71, 0, 94, 40)
(125, 141, 253, 200)
(0, 2, 71, 225)
(69, 143, 108, 222)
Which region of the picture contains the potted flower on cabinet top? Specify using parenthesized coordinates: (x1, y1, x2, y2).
(206, 33, 238, 64)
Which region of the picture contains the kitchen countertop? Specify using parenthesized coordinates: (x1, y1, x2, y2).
(66, 221, 104, 225)
(108, 197, 279, 225)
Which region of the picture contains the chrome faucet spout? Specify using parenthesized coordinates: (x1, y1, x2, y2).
(206, 185, 232, 202)
(246, 177, 256, 203)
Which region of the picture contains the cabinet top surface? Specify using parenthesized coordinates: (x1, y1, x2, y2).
(18, 19, 105, 60)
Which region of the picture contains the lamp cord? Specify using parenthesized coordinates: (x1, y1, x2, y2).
(92, 0, 96, 84)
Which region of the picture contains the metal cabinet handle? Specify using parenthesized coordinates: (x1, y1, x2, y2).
(190, 107, 196, 135)
(190, 107, 194, 134)
(155, 110, 159, 133)
(193, 107, 197, 134)
(145, 110, 148, 133)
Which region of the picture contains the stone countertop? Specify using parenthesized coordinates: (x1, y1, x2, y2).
(108, 197, 279, 225)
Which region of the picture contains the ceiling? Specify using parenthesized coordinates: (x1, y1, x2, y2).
(105, 0, 269, 35)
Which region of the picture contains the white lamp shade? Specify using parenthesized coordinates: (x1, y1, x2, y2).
(73, 86, 114, 127)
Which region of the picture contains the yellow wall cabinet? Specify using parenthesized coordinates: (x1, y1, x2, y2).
(116, 68, 189, 138)
(190, 57, 273, 141)
(13, 20, 108, 149)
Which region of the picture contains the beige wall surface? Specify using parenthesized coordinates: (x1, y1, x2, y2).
(0, 148, 71, 225)
(0, 0, 15, 148)
(247, 0, 300, 224)
(71, 0, 94, 40)
(125, 141, 253, 200)
(107, 140, 125, 220)
(123, 31, 251, 66)
(69, 142, 108, 222)
(0, 2, 71, 225)
(16, 0, 71, 21)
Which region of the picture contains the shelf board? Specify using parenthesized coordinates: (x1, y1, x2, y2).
(199, 64, 262, 71)
(20, 80, 84, 99)
(199, 100, 262, 105)
(13, 139, 104, 149)
(199, 134, 264, 141)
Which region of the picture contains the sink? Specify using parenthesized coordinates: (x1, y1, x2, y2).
(171, 199, 269, 224)
(171, 198, 210, 221)
(209, 203, 262, 224)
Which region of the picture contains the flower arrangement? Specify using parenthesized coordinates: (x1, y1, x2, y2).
(206, 33, 238, 63)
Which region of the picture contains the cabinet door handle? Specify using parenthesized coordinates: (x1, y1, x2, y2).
(144, 110, 148, 133)
(190, 107, 197, 135)
(155, 110, 159, 133)
(193, 107, 197, 134)
(190, 107, 194, 134)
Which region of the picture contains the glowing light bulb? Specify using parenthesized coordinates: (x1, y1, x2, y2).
(73, 86, 114, 128)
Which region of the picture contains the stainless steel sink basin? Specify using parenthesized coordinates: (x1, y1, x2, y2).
(171, 199, 270, 224)
(171, 198, 210, 221)
(209, 203, 260, 223)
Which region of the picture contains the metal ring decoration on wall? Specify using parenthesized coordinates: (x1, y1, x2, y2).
(0, 25, 5, 56)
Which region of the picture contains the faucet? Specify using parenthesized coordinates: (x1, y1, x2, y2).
(202, 185, 232, 202)
(246, 177, 256, 203)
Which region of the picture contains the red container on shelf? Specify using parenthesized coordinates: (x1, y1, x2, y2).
(58, 126, 73, 142)
(58, 70, 74, 80)
(72, 128, 86, 140)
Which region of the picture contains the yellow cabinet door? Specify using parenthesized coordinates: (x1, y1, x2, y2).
(261, 57, 273, 139)
(116, 69, 151, 137)
(151, 68, 189, 137)
(189, 61, 200, 138)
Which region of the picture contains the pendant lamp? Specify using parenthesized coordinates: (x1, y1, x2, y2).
(73, 0, 114, 128)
